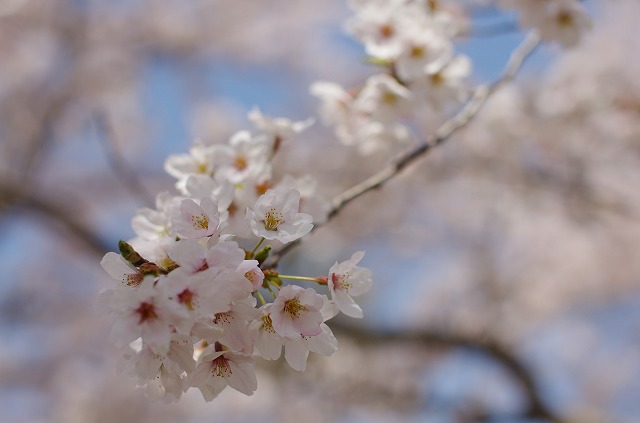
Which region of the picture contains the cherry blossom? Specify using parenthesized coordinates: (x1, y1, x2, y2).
(171, 196, 223, 239)
(270, 285, 324, 339)
(328, 251, 373, 318)
(246, 187, 313, 243)
(187, 347, 258, 400)
(101, 277, 191, 353)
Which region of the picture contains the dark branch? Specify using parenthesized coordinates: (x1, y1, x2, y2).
(0, 180, 111, 256)
(331, 321, 565, 423)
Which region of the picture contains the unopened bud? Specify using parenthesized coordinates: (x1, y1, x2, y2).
(139, 262, 161, 277)
(254, 245, 272, 265)
(262, 268, 282, 288)
(118, 240, 148, 267)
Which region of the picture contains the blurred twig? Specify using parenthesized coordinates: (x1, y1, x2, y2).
(332, 321, 565, 423)
(0, 179, 111, 256)
(267, 31, 541, 267)
(92, 112, 155, 207)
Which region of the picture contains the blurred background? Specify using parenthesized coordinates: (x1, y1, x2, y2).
(1, 0, 639, 422)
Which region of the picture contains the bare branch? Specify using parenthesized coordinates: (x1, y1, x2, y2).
(331, 321, 565, 423)
(92, 112, 155, 207)
(0, 179, 111, 256)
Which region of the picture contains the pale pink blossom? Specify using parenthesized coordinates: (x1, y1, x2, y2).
(248, 107, 314, 150)
(283, 323, 338, 371)
(210, 130, 271, 184)
(100, 252, 143, 287)
(165, 268, 253, 324)
(354, 73, 414, 123)
(172, 196, 223, 239)
(237, 259, 264, 291)
(246, 187, 313, 243)
(103, 277, 190, 353)
(270, 285, 324, 339)
(118, 335, 195, 402)
(164, 140, 217, 191)
(187, 347, 257, 401)
(249, 304, 285, 360)
(328, 251, 373, 318)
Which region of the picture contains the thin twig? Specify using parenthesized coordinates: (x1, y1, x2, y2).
(92, 112, 155, 207)
(267, 31, 541, 267)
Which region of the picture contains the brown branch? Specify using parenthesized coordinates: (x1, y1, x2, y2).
(331, 321, 565, 423)
(266, 31, 541, 267)
(0, 180, 111, 256)
(92, 112, 155, 207)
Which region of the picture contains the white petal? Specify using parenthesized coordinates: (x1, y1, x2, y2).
(335, 289, 364, 318)
(284, 340, 310, 372)
(227, 361, 257, 395)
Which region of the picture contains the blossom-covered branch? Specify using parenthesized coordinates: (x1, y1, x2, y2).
(267, 31, 541, 268)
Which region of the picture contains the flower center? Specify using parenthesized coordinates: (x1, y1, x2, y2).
(379, 24, 394, 39)
(430, 71, 444, 86)
(556, 10, 574, 27)
(213, 312, 233, 325)
(177, 289, 197, 310)
(135, 301, 158, 324)
(332, 273, 351, 292)
(261, 314, 275, 333)
(245, 271, 257, 285)
(382, 91, 398, 105)
(410, 45, 424, 58)
(262, 208, 284, 231)
(284, 298, 308, 319)
(211, 355, 232, 378)
(191, 213, 210, 230)
(125, 273, 143, 287)
(234, 154, 248, 171)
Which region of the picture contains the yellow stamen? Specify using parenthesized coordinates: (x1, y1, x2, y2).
(284, 298, 308, 319)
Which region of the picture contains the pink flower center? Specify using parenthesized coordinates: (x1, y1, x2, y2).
(213, 312, 233, 325)
(135, 301, 158, 324)
(332, 273, 351, 292)
(211, 355, 232, 378)
(261, 314, 275, 333)
(177, 289, 197, 310)
(125, 273, 143, 287)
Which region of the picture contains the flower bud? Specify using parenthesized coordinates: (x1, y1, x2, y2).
(254, 245, 272, 265)
(118, 240, 148, 267)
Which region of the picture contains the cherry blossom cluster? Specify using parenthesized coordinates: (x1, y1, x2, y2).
(500, 0, 591, 48)
(97, 109, 372, 402)
(312, 0, 472, 154)
(311, 0, 590, 155)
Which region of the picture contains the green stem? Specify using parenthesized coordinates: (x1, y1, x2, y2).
(266, 284, 279, 299)
(249, 237, 266, 258)
(279, 274, 325, 283)
(255, 290, 267, 306)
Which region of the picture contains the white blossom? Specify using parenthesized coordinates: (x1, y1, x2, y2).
(248, 107, 314, 150)
(328, 251, 373, 318)
(102, 277, 191, 353)
(171, 196, 223, 239)
(270, 285, 324, 339)
(100, 252, 143, 287)
(246, 187, 313, 243)
(188, 347, 257, 401)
